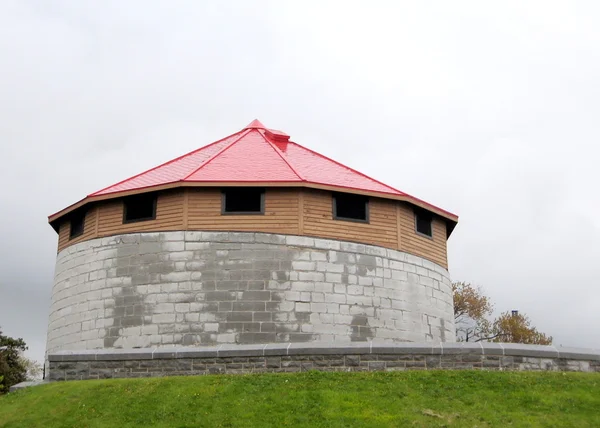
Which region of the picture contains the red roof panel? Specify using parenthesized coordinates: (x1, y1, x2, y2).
(186, 129, 301, 182)
(91, 130, 247, 196)
(56, 120, 457, 223)
(272, 138, 405, 196)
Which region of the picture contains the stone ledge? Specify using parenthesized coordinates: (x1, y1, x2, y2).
(48, 342, 600, 362)
(47, 350, 600, 381)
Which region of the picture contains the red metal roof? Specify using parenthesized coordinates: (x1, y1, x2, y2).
(91, 120, 408, 197)
(51, 120, 457, 224)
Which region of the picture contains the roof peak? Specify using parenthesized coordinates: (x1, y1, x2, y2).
(244, 119, 266, 130)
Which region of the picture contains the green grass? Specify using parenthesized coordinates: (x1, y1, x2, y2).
(1, 371, 599, 427)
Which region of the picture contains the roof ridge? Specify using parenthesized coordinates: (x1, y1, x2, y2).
(89, 128, 246, 196)
(287, 141, 405, 196)
(181, 128, 251, 181)
(257, 129, 304, 182)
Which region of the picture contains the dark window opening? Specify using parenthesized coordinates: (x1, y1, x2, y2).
(333, 192, 369, 222)
(415, 209, 433, 238)
(123, 193, 157, 223)
(69, 210, 85, 239)
(222, 188, 265, 214)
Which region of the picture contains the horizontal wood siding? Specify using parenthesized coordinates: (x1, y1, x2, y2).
(57, 208, 98, 252)
(187, 188, 299, 234)
(398, 204, 448, 268)
(96, 190, 185, 237)
(55, 187, 449, 268)
(302, 190, 398, 249)
(57, 221, 70, 251)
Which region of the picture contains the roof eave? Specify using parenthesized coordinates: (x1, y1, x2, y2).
(48, 181, 458, 233)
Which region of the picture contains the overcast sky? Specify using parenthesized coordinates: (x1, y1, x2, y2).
(1, 1, 599, 364)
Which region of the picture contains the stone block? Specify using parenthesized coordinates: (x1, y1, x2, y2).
(289, 342, 369, 356)
(98, 349, 154, 361)
(371, 343, 435, 355)
(291, 282, 314, 293)
(441, 342, 484, 355)
(231, 301, 265, 312)
(292, 261, 316, 271)
(405, 254, 423, 267)
(241, 291, 271, 301)
(295, 302, 311, 312)
(238, 333, 277, 344)
(339, 242, 365, 253)
(311, 292, 325, 303)
(479, 343, 504, 356)
(286, 236, 314, 247)
(310, 252, 328, 261)
(299, 272, 325, 282)
(204, 323, 219, 332)
(218, 344, 265, 357)
(254, 233, 286, 244)
(310, 302, 327, 313)
(312, 238, 340, 250)
(154, 303, 174, 314)
(227, 312, 253, 322)
(254, 260, 281, 270)
(502, 343, 559, 358)
(262, 343, 289, 356)
(347, 285, 364, 295)
(152, 313, 176, 324)
(557, 347, 600, 361)
(205, 291, 236, 302)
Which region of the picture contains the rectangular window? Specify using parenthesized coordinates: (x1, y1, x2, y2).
(123, 193, 157, 223)
(222, 188, 265, 214)
(333, 192, 369, 223)
(415, 208, 433, 238)
(69, 210, 85, 239)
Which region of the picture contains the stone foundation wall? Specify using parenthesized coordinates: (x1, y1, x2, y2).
(47, 232, 454, 355)
(47, 343, 600, 381)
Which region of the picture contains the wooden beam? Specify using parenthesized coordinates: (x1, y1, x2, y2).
(298, 190, 304, 235)
(396, 203, 402, 251)
(183, 188, 189, 229)
(94, 206, 100, 239)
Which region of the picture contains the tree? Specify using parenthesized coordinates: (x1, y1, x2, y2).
(19, 355, 42, 380)
(452, 282, 552, 345)
(452, 281, 493, 342)
(488, 311, 552, 345)
(0, 328, 28, 394)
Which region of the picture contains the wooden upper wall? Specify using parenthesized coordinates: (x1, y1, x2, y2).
(57, 188, 449, 268)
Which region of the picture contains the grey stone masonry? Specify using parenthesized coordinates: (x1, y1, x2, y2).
(47, 231, 455, 357)
(47, 342, 600, 381)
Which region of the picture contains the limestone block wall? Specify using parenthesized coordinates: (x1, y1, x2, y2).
(46, 231, 455, 355)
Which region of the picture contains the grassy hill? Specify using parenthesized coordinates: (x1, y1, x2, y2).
(1, 371, 599, 427)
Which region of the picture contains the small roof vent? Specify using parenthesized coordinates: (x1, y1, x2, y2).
(265, 128, 290, 143)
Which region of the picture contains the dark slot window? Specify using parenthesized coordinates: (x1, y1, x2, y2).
(333, 192, 369, 223)
(69, 210, 85, 239)
(123, 193, 157, 223)
(415, 209, 433, 238)
(222, 188, 265, 214)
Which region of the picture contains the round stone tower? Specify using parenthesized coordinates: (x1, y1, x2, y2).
(46, 120, 459, 357)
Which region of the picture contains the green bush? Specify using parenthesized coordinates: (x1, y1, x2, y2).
(0, 328, 27, 394)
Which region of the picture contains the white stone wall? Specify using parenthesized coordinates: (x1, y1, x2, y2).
(46, 232, 455, 354)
